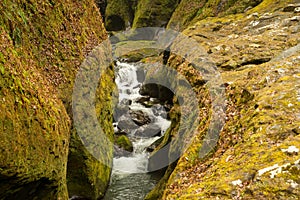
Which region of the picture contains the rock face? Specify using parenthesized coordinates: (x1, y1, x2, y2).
(132, 0, 180, 28)
(0, 0, 114, 199)
(130, 110, 152, 126)
(0, 30, 70, 199)
(145, 0, 300, 199)
(105, 0, 135, 31)
(168, 0, 263, 30)
(103, 0, 263, 31)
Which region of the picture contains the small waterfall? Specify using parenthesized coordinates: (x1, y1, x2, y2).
(103, 61, 171, 199)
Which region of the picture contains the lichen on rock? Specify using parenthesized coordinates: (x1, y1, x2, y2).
(145, 0, 300, 199)
(0, 0, 115, 199)
(0, 21, 70, 200)
(105, 0, 135, 31)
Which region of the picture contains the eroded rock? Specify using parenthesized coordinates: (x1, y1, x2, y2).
(135, 124, 161, 138)
(129, 110, 151, 126)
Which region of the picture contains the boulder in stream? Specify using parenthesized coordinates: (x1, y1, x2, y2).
(136, 67, 146, 82)
(113, 104, 130, 121)
(129, 110, 151, 126)
(135, 124, 161, 138)
(114, 135, 134, 157)
(118, 114, 139, 132)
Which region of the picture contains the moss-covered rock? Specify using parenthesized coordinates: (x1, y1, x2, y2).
(143, 0, 300, 199)
(115, 135, 134, 152)
(67, 129, 113, 199)
(167, 0, 263, 30)
(163, 55, 300, 199)
(167, 0, 207, 30)
(0, 20, 70, 200)
(132, 0, 180, 28)
(105, 0, 135, 31)
(114, 40, 162, 62)
(0, 0, 114, 199)
(68, 50, 115, 199)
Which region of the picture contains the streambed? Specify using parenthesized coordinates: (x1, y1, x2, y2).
(103, 61, 171, 199)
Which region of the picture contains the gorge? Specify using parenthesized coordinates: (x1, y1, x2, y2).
(1, 0, 300, 199)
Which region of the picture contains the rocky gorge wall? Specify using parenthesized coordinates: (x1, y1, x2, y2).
(103, 0, 264, 31)
(0, 0, 115, 199)
(142, 0, 300, 199)
(1, 0, 300, 199)
(100, 1, 300, 199)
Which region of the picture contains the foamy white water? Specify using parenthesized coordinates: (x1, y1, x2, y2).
(104, 61, 171, 200)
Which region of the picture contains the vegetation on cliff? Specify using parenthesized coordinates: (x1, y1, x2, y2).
(105, 0, 135, 31)
(0, 25, 70, 199)
(143, 0, 300, 199)
(0, 0, 115, 199)
(167, 0, 263, 30)
(1, 0, 300, 199)
(132, 0, 180, 28)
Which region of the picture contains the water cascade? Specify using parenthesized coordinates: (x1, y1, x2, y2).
(103, 61, 171, 199)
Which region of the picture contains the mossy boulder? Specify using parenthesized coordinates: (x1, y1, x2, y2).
(115, 135, 134, 153)
(0, 0, 114, 199)
(68, 49, 115, 199)
(104, 0, 263, 32)
(113, 40, 161, 62)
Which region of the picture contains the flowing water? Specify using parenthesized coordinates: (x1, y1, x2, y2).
(103, 61, 171, 200)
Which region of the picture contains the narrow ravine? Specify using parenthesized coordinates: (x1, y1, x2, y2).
(103, 61, 171, 200)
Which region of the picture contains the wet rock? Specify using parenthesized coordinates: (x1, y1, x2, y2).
(146, 136, 164, 152)
(120, 98, 132, 106)
(159, 86, 174, 103)
(135, 124, 161, 138)
(148, 144, 170, 172)
(113, 105, 129, 121)
(129, 110, 151, 126)
(125, 88, 132, 95)
(151, 104, 167, 118)
(136, 67, 145, 83)
(114, 135, 133, 157)
(163, 103, 173, 112)
(117, 114, 139, 132)
(136, 96, 151, 104)
(114, 145, 131, 157)
(136, 96, 163, 108)
(139, 83, 159, 98)
(283, 4, 300, 12)
(140, 83, 174, 104)
(115, 130, 127, 136)
(142, 101, 156, 108)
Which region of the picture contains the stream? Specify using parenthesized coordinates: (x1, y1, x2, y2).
(103, 61, 171, 200)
